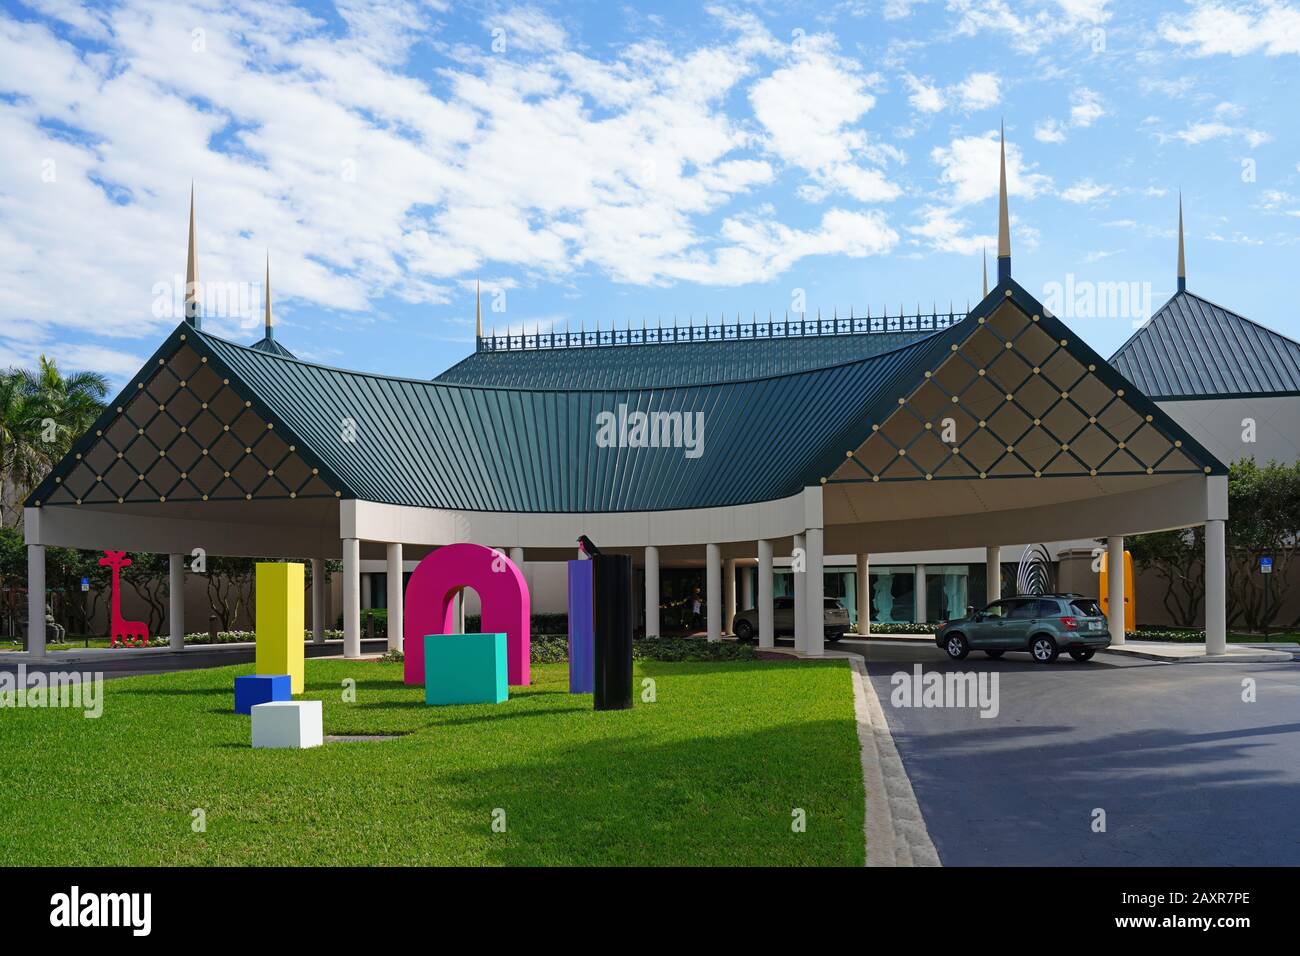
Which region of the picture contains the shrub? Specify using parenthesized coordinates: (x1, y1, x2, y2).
(468, 613, 568, 635)
(865, 622, 940, 634)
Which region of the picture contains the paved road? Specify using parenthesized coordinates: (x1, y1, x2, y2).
(839, 638, 1300, 866)
(0, 639, 389, 681)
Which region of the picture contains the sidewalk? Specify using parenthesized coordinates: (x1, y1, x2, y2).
(1103, 640, 1295, 663)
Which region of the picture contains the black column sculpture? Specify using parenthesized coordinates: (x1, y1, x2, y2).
(592, 552, 633, 711)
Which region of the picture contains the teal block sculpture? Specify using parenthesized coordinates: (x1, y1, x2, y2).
(423, 633, 508, 705)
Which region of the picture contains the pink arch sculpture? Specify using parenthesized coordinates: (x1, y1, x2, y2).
(403, 544, 531, 687)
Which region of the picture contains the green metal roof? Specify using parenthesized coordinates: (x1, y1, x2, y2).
(1110, 290, 1300, 399)
(174, 323, 943, 511)
(29, 280, 1224, 516)
(250, 334, 296, 359)
(436, 326, 939, 389)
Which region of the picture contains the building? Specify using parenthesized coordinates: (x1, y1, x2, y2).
(23, 131, 1234, 659)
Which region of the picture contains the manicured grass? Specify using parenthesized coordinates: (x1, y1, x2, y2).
(0, 659, 863, 866)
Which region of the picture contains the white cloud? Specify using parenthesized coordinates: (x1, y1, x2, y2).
(1060, 179, 1111, 203)
(1034, 118, 1066, 143)
(903, 70, 1001, 114)
(750, 38, 902, 202)
(907, 205, 995, 254)
(903, 73, 946, 113)
(1069, 87, 1106, 127)
(947, 0, 1112, 52)
(0, 2, 914, 365)
(930, 129, 1052, 206)
(1033, 86, 1105, 145)
(955, 71, 1002, 110)
(1160, 1, 1300, 57)
(1167, 120, 1271, 146)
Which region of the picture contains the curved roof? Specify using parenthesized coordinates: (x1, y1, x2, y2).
(436, 327, 937, 389)
(29, 280, 1223, 517)
(1110, 290, 1300, 399)
(194, 325, 946, 511)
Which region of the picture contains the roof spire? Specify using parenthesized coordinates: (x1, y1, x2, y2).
(185, 182, 201, 329)
(982, 245, 988, 297)
(263, 251, 272, 338)
(1177, 192, 1187, 293)
(475, 279, 483, 339)
(997, 121, 1011, 282)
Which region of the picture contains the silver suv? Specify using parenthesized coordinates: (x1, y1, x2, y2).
(733, 597, 851, 643)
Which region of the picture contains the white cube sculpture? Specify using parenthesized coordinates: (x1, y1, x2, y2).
(251, 700, 323, 749)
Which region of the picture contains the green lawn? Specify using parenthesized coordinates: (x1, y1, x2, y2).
(0, 658, 864, 866)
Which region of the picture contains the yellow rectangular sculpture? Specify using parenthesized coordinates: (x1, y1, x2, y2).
(256, 562, 305, 694)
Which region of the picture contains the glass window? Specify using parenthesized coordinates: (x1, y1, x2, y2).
(774, 596, 794, 610)
(1006, 600, 1038, 619)
(982, 600, 1012, 618)
(1035, 599, 1061, 617)
(1069, 598, 1103, 617)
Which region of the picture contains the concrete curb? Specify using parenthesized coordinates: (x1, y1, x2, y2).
(847, 655, 941, 867)
(1104, 645, 1294, 664)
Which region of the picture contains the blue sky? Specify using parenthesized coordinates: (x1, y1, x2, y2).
(2, 0, 1299, 387)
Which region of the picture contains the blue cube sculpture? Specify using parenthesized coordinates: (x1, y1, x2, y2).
(424, 633, 508, 705)
(235, 673, 292, 715)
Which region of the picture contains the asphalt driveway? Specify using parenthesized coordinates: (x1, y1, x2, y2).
(847, 639, 1300, 866)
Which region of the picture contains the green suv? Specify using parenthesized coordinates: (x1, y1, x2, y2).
(935, 594, 1110, 663)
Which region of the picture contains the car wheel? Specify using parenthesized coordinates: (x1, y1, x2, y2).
(1030, 635, 1059, 663)
(826, 632, 843, 644)
(984, 650, 1004, 659)
(734, 619, 754, 643)
(944, 633, 969, 660)
(1068, 647, 1095, 662)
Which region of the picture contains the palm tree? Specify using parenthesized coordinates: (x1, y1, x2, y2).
(22, 356, 109, 458)
(0, 372, 48, 526)
(0, 357, 109, 526)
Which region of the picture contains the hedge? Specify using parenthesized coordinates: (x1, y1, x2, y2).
(380, 634, 757, 665)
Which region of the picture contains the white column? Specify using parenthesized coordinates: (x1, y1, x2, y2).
(758, 539, 774, 648)
(169, 553, 185, 650)
(386, 542, 403, 652)
(1205, 520, 1226, 655)
(1107, 536, 1125, 646)
(914, 563, 927, 625)
(644, 545, 660, 638)
(803, 528, 825, 657)
(723, 558, 737, 635)
(793, 533, 806, 648)
(985, 546, 1001, 605)
(360, 572, 373, 610)
(706, 543, 721, 642)
(343, 537, 361, 658)
(311, 558, 326, 643)
(856, 553, 870, 635)
(27, 544, 45, 658)
(740, 563, 754, 611)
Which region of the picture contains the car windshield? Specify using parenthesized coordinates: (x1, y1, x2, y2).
(824, 599, 843, 610)
(1069, 598, 1104, 617)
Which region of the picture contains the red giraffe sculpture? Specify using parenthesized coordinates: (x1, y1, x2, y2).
(98, 550, 149, 647)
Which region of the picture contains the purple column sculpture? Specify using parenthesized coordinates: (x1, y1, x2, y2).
(567, 559, 594, 694)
